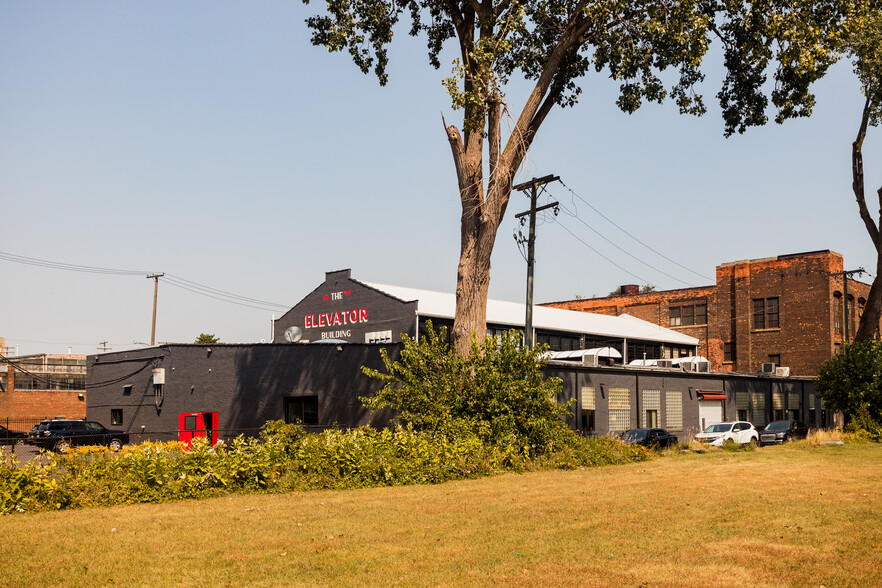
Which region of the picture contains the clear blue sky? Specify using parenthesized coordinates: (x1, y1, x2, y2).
(1, 1, 878, 356)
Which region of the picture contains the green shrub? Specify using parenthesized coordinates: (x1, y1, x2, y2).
(817, 340, 882, 441)
(362, 325, 578, 457)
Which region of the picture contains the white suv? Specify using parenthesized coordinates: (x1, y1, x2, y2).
(695, 421, 758, 446)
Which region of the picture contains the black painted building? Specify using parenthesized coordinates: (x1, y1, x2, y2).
(273, 269, 699, 360)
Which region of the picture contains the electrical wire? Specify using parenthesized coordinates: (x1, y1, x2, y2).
(0, 250, 290, 312)
(556, 180, 715, 282)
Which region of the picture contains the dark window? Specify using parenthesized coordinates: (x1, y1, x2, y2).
(111, 409, 123, 426)
(767, 297, 779, 328)
(581, 409, 595, 433)
(737, 409, 748, 421)
(724, 342, 736, 362)
(670, 303, 706, 326)
(285, 396, 319, 425)
(753, 298, 766, 329)
(123, 384, 133, 396)
(184, 415, 197, 430)
(753, 297, 780, 329)
(768, 354, 781, 367)
(695, 304, 707, 325)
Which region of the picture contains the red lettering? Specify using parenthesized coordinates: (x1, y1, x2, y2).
(333, 312, 342, 326)
(360, 308, 368, 323)
(305, 315, 312, 329)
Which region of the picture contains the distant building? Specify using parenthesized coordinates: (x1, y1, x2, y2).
(272, 269, 699, 363)
(0, 353, 88, 421)
(543, 250, 875, 376)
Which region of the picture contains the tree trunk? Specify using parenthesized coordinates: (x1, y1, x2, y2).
(852, 97, 882, 342)
(855, 246, 882, 341)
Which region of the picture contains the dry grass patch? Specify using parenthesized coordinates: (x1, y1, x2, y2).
(2, 443, 880, 587)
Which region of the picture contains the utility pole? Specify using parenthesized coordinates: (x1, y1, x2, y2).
(514, 174, 559, 347)
(97, 341, 112, 352)
(829, 268, 866, 343)
(147, 273, 164, 346)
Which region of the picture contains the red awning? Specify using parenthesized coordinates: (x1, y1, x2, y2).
(698, 392, 727, 401)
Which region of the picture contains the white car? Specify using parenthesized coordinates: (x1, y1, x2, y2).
(694, 421, 759, 446)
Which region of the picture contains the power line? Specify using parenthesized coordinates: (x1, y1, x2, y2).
(555, 180, 714, 282)
(0, 250, 290, 312)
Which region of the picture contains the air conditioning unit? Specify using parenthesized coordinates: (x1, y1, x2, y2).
(775, 366, 790, 377)
(152, 368, 166, 385)
(656, 359, 674, 369)
(760, 363, 775, 374)
(695, 361, 711, 373)
(582, 354, 599, 367)
(681, 362, 694, 372)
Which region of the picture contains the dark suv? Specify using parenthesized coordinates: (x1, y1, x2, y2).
(759, 420, 810, 446)
(27, 419, 128, 452)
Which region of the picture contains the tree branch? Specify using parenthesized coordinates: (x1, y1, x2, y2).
(853, 97, 880, 247)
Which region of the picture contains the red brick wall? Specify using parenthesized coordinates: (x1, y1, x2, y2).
(544, 251, 875, 376)
(0, 389, 87, 420)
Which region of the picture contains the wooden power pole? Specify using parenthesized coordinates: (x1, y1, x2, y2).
(147, 273, 164, 346)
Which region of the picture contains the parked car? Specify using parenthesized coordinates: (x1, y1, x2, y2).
(621, 428, 678, 448)
(694, 421, 759, 446)
(0, 424, 27, 446)
(759, 420, 810, 446)
(27, 419, 128, 452)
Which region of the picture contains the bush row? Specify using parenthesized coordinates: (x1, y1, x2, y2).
(0, 421, 648, 515)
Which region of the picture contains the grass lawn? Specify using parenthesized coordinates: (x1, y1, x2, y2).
(2, 442, 880, 587)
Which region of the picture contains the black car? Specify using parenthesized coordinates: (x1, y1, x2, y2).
(621, 428, 678, 448)
(759, 420, 810, 446)
(0, 424, 27, 446)
(27, 419, 129, 452)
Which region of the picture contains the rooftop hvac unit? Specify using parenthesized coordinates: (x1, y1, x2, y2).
(656, 359, 674, 369)
(696, 361, 710, 373)
(582, 354, 599, 367)
(681, 362, 694, 372)
(760, 363, 776, 374)
(775, 366, 790, 377)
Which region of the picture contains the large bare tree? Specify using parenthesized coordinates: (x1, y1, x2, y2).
(302, 0, 844, 355)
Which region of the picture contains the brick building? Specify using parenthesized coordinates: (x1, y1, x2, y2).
(544, 251, 874, 376)
(0, 353, 88, 423)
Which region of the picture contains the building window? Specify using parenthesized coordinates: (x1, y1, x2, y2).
(752, 391, 767, 428)
(581, 386, 595, 433)
(608, 387, 631, 431)
(736, 392, 749, 422)
(665, 391, 683, 430)
(768, 354, 781, 367)
(724, 342, 736, 362)
(285, 395, 319, 425)
(753, 297, 780, 329)
(111, 409, 123, 426)
(642, 389, 660, 428)
(772, 390, 785, 422)
(669, 303, 707, 327)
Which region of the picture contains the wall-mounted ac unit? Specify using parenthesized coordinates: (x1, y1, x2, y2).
(760, 363, 775, 374)
(582, 354, 599, 367)
(775, 366, 790, 377)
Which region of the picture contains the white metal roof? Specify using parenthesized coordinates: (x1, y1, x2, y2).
(359, 281, 698, 346)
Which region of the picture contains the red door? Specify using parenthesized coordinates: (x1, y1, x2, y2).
(178, 412, 218, 448)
